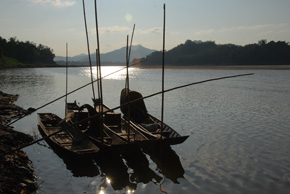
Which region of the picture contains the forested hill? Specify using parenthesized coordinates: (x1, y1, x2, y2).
(142, 40, 290, 66)
(0, 36, 56, 67)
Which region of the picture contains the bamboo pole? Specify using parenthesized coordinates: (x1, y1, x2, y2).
(126, 35, 131, 142)
(94, 0, 104, 145)
(113, 73, 254, 114)
(7, 60, 145, 126)
(125, 24, 136, 142)
(2, 73, 254, 155)
(161, 4, 166, 139)
(94, 0, 103, 103)
(65, 43, 68, 115)
(125, 24, 136, 89)
(128, 24, 136, 70)
(82, 0, 96, 101)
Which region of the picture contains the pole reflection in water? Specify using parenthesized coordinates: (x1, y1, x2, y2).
(43, 141, 185, 193)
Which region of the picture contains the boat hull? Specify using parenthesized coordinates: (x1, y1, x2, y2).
(37, 113, 100, 157)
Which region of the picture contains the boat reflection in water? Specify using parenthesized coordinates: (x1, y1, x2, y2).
(121, 149, 163, 185)
(48, 143, 184, 192)
(144, 144, 185, 184)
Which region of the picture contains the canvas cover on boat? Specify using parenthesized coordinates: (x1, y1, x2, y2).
(120, 88, 148, 123)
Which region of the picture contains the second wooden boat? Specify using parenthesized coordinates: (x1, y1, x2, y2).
(37, 113, 100, 157)
(120, 88, 189, 145)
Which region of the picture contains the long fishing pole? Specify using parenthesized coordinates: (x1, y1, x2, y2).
(113, 73, 254, 113)
(1, 73, 254, 157)
(82, 0, 96, 102)
(7, 60, 145, 126)
(161, 4, 166, 139)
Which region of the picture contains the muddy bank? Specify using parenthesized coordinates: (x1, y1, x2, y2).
(0, 91, 37, 193)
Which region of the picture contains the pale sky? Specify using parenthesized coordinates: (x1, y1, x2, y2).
(1, 0, 290, 56)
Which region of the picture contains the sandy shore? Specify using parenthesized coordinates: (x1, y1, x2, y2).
(0, 91, 37, 194)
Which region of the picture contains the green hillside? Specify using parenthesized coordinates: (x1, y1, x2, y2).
(0, 36, 57, 68)
(143, 40, 290, 66)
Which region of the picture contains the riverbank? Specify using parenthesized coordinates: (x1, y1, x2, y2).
(0, 91, 37, 193)
(138, 65, 290, 70)
(0, 55, 58, 69)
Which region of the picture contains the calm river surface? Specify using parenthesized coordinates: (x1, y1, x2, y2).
(1, 67, 290, 194)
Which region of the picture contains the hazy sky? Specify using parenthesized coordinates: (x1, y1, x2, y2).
(1, 0, 290, 56)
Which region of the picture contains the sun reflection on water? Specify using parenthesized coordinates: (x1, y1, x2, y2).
(97, 176, 135, 194)
(99, 190, 104, 194)
(81, 66, 137, 80)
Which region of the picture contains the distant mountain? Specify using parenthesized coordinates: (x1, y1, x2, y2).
(54, 45, 156, 65)
(54, 54, 87, 62)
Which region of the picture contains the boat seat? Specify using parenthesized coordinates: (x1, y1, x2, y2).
(95, 136, 113, 144)
(152, 131, 171, 137)
(141, 123, 160, 132)
(43, 120, 60, 127)
(107, 125, 121, 133)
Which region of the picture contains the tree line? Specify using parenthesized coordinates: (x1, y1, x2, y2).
(0, 36, 55, 64)
(143, 40, 290, 66)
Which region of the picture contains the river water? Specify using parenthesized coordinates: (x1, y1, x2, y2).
(1, 67, 290, 194)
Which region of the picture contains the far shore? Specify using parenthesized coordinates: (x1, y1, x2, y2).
(137, 65, 290, 70)
(2, 64, 290, 70)
(58, 64, 290, 70)
(44, 64, 290, 70)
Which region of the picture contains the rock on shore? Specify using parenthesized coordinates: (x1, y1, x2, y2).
(0, 91, 37, 193)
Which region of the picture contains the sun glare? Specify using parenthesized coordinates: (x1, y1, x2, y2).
(125, 13, 133, 22)
(82, 66, 129, 80)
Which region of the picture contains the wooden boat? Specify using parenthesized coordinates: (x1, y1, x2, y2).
(37, 113, 100, 157)
(120, 88, 189, 145)
(66, 101, 153, 150)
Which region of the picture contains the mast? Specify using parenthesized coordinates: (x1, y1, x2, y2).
(82, 0, 96, 102)
(94, 0, 103, 104)
(161, 4, 166, 139)
(127, 23, 135, 80)
(94, 0, 104, 144)
(125, 25, 136, 142)
(126, 35, 131, 142)
(65, 42, 68, 115)
(125, 24, 135, 89)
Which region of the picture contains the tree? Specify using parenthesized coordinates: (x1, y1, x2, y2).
(0, 36, 55, 64)
(143, 39, 290, 66)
